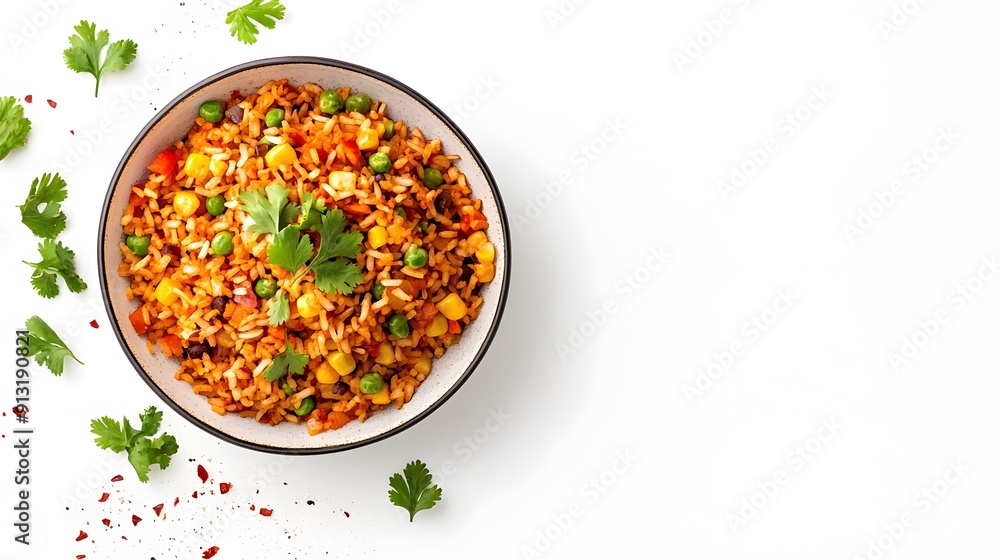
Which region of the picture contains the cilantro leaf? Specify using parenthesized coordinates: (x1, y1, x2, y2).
(299, 191, 322, 230)
(18, 173, 68, 239)
(267, 225, 313, 274)
(267, 291, 290, 326)
(311, 210, 349, 263)
(312, 259, 364, 296)
(63, 20, 138, 97)
(23, 239, 88, 298)
(388, 460, 442, 522)
(25, 315, 83, 376)
(263, 338, 308, 382)
(0, 96, 31, 161)
(226, 0, 286, 44)
(239, 184, 298, 237)
(91, 406, 178, 483)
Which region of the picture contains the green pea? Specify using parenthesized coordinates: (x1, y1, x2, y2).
(418, 221, 429, 232)
(369, 152, 391, 173)
(383, 120, 394, 139)
(293, 396, 315, 416)
(345, 93, 372, 115)
(211, 231, 234, 256)
(318, 90, 343, 115)
(125, 234, 151, 257)
(281, 382, 295, 395)
(359, 372, 384, 394)
(423, 167, 444, 189)
(394, 206, 407, 221)
(372, 282, 386, 300)
(205, 195, 227, 217)
(199, 101, 224, 124)
(388, 313, 410, 338)
(265, 108, 285, 128)
(403, 245, 428, 268)
(254, 277, 278, 299)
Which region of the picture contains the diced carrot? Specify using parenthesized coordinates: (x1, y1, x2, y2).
(340, 203, 371, 215)
(460, 210, 488, 236)
(448, 320, 462, 334)
(340, 138, 361, 166)
(148, 149, 179, 176)
(328, 411, 351, 430)
(128, 307, 148, 335)
(267, 325, 285, 339)
(287, 130, 306, 147)
(161, 334, 183, 357)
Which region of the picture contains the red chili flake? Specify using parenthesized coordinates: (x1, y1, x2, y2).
(131, 515, 141, 526)
(259, 508, 273, 517)
(192, 491, 198, 499)
(98, 492, 110, 502)
(76, 530, 88, 541)
(102, 519, 110, 527)
(47, 99, 56, 108)
(230, 89, 241, 100)
(77, 555, 86, 559)
(173, 497, 180, 506)
(89, 319, 99, 329)
(153, 503, 164, 516)
(344, 511, 350, 518)
(197, 464, 209, 483)
(70, 130, 75, 135)
(249, 504, 255, 511)
(202, 546, 220, 559)
(12, 406, 26, 416)
(219, 482, 232, 494)
(111, 475, 124, 482)
(121, 535, 127, 540)
(24, 95, 32, 103)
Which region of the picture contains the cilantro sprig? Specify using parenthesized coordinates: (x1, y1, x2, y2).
(389, 460, 442, 522)
(263, 335, 308, 382)
(63, 20, 138, 97)
(18, 173, 67, 239)
(91, 406, 178, 482)
(25, 315, 83, 376)
(238, 184, 364, 326)
(0, 96, 31, 161)
(24, 239, 87, 298)
(226, 0, 286, 44)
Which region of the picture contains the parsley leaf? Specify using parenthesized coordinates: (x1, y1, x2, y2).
(91, 406, 178, 482)
(226, 0, 286, 44)
(388, 460, 442, 522)
(239, 184, 298, 237)
(267, 225, 313, 275)
(24, 239, 88, 298)
(267, 291, 291, 326)
(263, 337, 308, 382)
(312, 259, 365, 296)
(63, 20, 138, 97)
(0, 96, 31, 161)
(25, 315, 83, 376)
(18, 173, 68, 239)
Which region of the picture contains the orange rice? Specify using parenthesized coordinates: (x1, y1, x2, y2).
(118, 79, 495, 435)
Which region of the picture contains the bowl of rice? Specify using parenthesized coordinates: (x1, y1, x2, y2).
(98, 57, 510, 454)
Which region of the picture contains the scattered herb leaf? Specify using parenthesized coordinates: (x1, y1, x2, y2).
(388, 459, 442, 522)
(0, 96, 31, 161)
(25, 315, 83, 375)
(90, 406, 178, 482)
(24, 239, 87, 298)
(263, 336, 308, 381)
(18, 173, 68, 239)
(226, 0, 286, 44)
(63, 20, 138, 97)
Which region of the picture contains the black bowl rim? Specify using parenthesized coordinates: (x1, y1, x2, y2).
(98, 56, 511, 455)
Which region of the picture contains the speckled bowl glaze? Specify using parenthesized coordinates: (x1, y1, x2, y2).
(99, 57, 510, 454)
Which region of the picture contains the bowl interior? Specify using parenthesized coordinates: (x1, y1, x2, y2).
(99, 58, 508, 453)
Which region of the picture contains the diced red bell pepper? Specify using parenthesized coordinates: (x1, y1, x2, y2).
(160, 334, 182, 357)
(448, 320, 462, 334)
(128, 307, 148, 335)
(148, 149, 179, 176)
(460, 210, 488, 236)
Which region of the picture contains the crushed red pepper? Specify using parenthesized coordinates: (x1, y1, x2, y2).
(98, 492, 110, 502)
(24, 95, 32, 103)
(111, 475, 123, 482)
(219, 482, 231, 494)
(47, 99, 56, 108)
(131, 514, 141, 526)
(259, 508, 272, 517)
(197, 464, 208, 483)
(153, 503, 164, 516)
(90, 319, 99, 328)
(203, 546, 220, 559)
(76, 530, 87, 541)
(102, 519, 111, 527)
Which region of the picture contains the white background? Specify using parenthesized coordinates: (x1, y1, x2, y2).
(2, 0, 1000, 558)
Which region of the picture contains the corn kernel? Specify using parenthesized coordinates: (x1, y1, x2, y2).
(425, 313, 448, 337)
(475, 241, 495, 264)
(154, 277, 180, 306)
(325, 351, 357, 375)
(369, 384, 391, 405)
(209, 158, 228, 177)
(172, 191, 201, 218)
(356, 128, 379, 150)
(184, 153, 211, 182)
(264, 142, 297, 168)
(466, 232, 487, 252)
(296, 293, 321, 318)
(475, 262, 495, 283)
(436, 293, 468, 321)
(414, 355, 432, 376)
(375, 341, 395, 365)
(368, 225, 388, 249)
(315, 361, 340, 384)
(329, 171, 357, 191)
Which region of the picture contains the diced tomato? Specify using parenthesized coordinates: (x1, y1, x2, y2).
(340, 203, 371, 216)
(340, 138, 361, 166)
(128, 307, 148, 335)
(448, 320, 462, 334)
(148, 149, 179, 176)
(160, 334, 183, 357)
(460, 210, 488, 236)
(233, 280, 258, 308)
(410, 302, 438, 331)
(329, 411, 352, 430)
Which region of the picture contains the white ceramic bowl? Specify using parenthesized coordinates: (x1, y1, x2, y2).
(98, 57, 510, 454)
